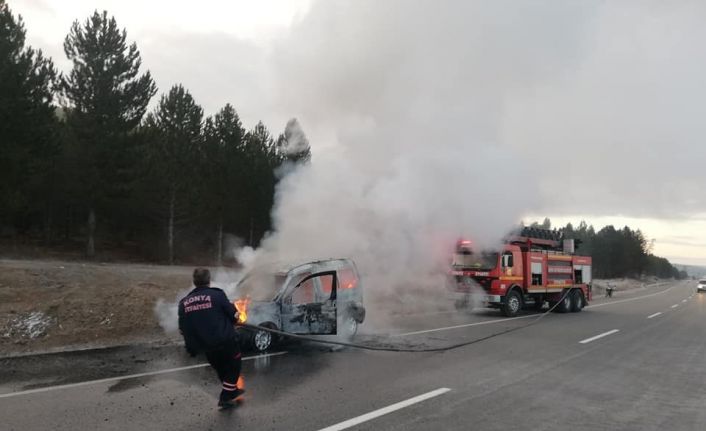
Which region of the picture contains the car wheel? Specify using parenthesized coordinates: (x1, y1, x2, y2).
(570, 289, 584, 312)
(502, 289, 522, 317)
(252, 323, 275, 352)
(339, 312, 358, 338)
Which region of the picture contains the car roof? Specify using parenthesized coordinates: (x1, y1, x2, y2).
(279, 258, 354, 274)
(251, 258, 355, 276)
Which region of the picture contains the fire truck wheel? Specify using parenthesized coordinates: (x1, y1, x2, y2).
(502, 290, 523, 317)
(570, 290, 584, 312)
(554, 290, 572, 313)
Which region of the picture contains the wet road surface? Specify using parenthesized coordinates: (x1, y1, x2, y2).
(2, 280, 704, 430)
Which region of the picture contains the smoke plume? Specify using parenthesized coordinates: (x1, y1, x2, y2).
(152, 0, 706, 331)
(240, 1, 572, 320)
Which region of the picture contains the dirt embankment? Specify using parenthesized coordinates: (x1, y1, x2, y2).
(0, 259, 194, 356)
(592, 277, 663, 294)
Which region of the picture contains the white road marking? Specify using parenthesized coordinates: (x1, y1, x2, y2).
(579, 329, 620, 344)
(395, 310, 459, 318)
(682, 299, 687, 303)
(585, 283, 678, 309)
(0, 351, 287, 399)
(647, 312, 662, 319)
(671, 304, 679, 309)
(396, 283, 678, 337)
(393, 314, 536, 337)
(317, 388, 451, 431)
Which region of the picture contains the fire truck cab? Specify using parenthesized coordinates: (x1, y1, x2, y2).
(449, 228, 592, 317)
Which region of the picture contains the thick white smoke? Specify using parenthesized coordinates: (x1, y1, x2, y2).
(239, 1, 580, 318)
(250, 145, 532, 320)
(155, 0, 706, 331)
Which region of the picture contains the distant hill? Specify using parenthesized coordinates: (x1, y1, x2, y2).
(674, 264, 706, 278)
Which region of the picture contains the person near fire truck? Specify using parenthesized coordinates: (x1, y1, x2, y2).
(178, 268, 244, 408)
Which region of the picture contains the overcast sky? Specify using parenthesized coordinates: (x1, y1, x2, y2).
(10, 0, 706, 265)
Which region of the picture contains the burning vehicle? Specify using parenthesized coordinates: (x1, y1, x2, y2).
(233, 258, 365, 352)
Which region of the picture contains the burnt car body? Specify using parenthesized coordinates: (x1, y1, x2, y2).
(235, 258, 365, 351)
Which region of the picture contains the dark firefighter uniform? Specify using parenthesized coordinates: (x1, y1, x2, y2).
(178, 268, 243, 407)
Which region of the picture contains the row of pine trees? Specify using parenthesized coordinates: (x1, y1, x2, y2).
(529, 219, 686, 279)
(1, 4, 309, 264)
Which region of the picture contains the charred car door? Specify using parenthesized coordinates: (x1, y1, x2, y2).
(280, 271, 337, 335)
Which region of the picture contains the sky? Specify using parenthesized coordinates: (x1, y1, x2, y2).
(9, 0, 706, 266)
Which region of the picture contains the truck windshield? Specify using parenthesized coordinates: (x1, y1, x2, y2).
(452, 249, 499, 270)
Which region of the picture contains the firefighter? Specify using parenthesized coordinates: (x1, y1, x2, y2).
(178, 268, 244, 408)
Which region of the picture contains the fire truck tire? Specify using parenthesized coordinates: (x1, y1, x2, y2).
(570, 289, 584, 312)
(554, 290, 573, 313)
(251, 322, 277, 352)
(502, 289, 523, 317)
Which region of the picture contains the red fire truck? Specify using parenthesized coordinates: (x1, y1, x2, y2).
(449, 227, 592, 317)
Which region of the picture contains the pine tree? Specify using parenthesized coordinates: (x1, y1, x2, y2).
(202, 103, 245, 264)
(243, 122, 280, 245)
(60, 10, 156, 257)
(541, 217, 551, 229)
(0, 2, 58, 235)
(145, 85, 203, 264)
(277, 118, 312, 164)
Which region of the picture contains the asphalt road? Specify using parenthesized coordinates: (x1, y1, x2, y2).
(1, 280, 704, 430)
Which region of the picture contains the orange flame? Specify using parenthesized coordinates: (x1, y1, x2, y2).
(234, 297, 250, 324)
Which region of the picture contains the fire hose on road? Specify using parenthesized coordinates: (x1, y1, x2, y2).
(236, 289, 573, 353)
